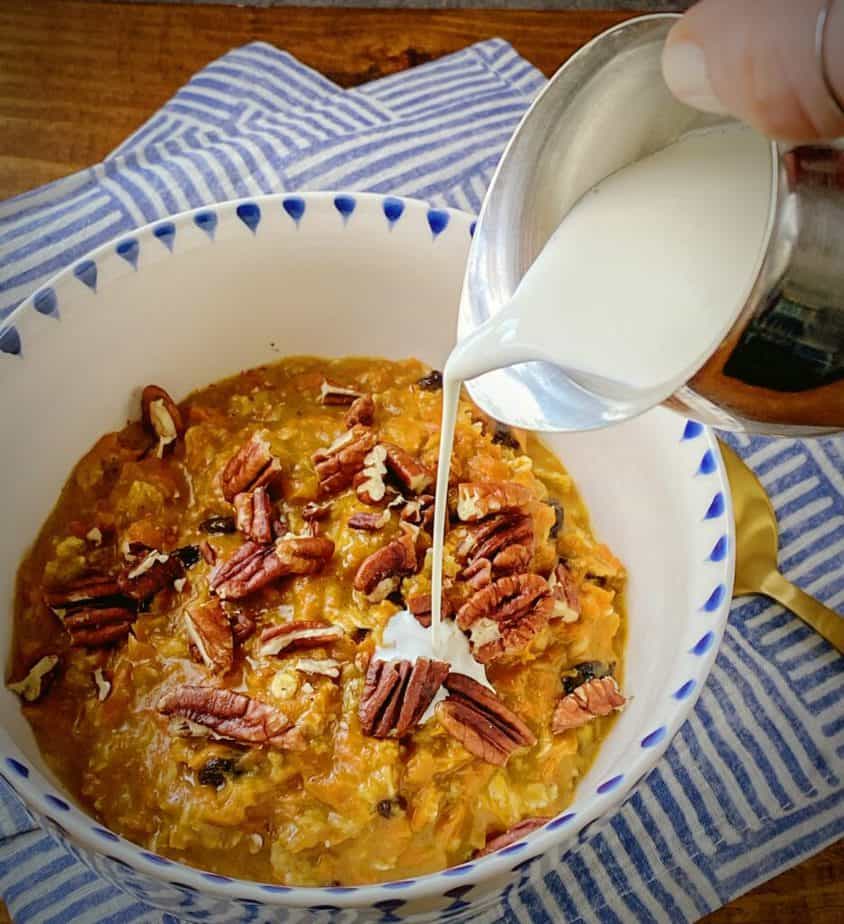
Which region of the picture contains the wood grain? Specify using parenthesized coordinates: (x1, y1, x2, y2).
(0, 3, 840, 922)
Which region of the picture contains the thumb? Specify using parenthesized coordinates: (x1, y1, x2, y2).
(662, 0, 844, 141)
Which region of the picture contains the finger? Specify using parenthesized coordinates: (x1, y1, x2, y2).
(662, 0, 844, 142)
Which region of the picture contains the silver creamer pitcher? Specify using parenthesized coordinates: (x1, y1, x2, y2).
(459, 14, 843, 436)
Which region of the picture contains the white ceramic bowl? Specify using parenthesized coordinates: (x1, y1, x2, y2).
(0, 192, 733, 922)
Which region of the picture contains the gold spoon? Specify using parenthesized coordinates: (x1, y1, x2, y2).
(719, 441, 843, 654)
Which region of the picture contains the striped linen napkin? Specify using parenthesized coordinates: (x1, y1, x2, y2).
(0, 40, 842, 924)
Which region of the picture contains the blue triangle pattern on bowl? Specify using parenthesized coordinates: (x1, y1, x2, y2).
(33, 287, 58, 317)
(236, 202, 261, 234)
(154, 222, 176, 251)
(74, 260, 97, 291)
(283, 197, 306, 224)
(0, 325, 21, 356)
(116, 238, 139, 270)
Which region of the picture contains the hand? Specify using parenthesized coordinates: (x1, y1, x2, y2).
(662, 0, 844, 141)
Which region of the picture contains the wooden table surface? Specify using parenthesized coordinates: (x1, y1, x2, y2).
(0, 2, 841, 921)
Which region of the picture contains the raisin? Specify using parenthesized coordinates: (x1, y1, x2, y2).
(491, 423, 521, 450)
(352, 627, 372, 644)
(545, 499, 565, 539)
(377, 796, 408, 818)
(199, 515, 237, 535)
(416, 370, 443, 391)
(561, 661, 612, 695)
(197, 757, 239, 788)
(174, 545, 201, 569)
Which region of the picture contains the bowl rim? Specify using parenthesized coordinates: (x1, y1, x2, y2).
(0, 190, 735, 908)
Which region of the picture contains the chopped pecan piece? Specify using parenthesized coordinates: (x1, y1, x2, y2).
(353, 530, 418, 602)
(406, 592, 455, 629)
(456, 482, 533, 522)
(475, 818, 550, 857)
(259, 621, 344, 656)
(293, 658, 342, 679)
(345, 394, 375, 428)
(302, 500, 332, 522)
(199, 541, 216, 565)
(552, 676, 626, 733)
(549, 561, 580, 622)
(456, 574, 553, 664)
(400, 494, 434, 530)
(233, 486, 274, 544)
(158, 684, 302, 749)
(312, 426, 377, 495)
(382, 443, 433, 495)
(43, 575, 127, 612)
(348, 510, 391, 531)
(319, 380, 363, 406)
(359, 658, 449, 738)
(184, 599, 233, 673)
(63, 606, 136, 647)
(8, 655, 60, 702)
(438, 673, 536, 767)
(230, 608, 257, 644)
(354, 443, 388, 505)
(210, 536, 334, 600)
(221, 433, 283, 502)
(141, 385, 184, 458)
(119, 551, 184, 602)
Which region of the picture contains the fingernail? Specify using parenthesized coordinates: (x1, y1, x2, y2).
(662, 41, 727, 114)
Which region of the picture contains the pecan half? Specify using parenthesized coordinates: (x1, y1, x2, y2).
(382, 443, 433, 495)
(234, 486, 274, 544)
(456, 574, 553, 664)
(8, 655, 60, 702)
(158, 684, 302, 749)
(141, 385, 184, 458)
(353, 530, 418, 602)
(359, 658, 449, 738)
(549, 561, 580, 623)
(210, 536, 334, 600)
(348, 510, 391, 531)
(475, 818, 550, 857)
(43, 575, 128, 612)
(293, 658, 342, 679)
(184, 599, 233, 673)
(456, 482, 533, 522)
(62, 606, 136, 647)
(119, 551, 184, 602)
(312, 426, 377, 495)
(259, 621, 344, 657)
(221, 433, 283, 502)
(319, 380, 362, 406)
(552, 676, 626, 734)
(437, 673, 536, 766)
(458, 512, 534, 576)
(400, 494, 434, 530)
(461, 557, 492, 592)
(354, 443, 388, 505)
(345, 394, 375, 428)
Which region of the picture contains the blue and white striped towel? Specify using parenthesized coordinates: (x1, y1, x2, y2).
(1, 39, 842, 924)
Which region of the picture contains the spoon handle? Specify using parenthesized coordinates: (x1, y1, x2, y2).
(761, 571, 844, 655)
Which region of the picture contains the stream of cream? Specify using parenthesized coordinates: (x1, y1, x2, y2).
(383, 124, 771, 664)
